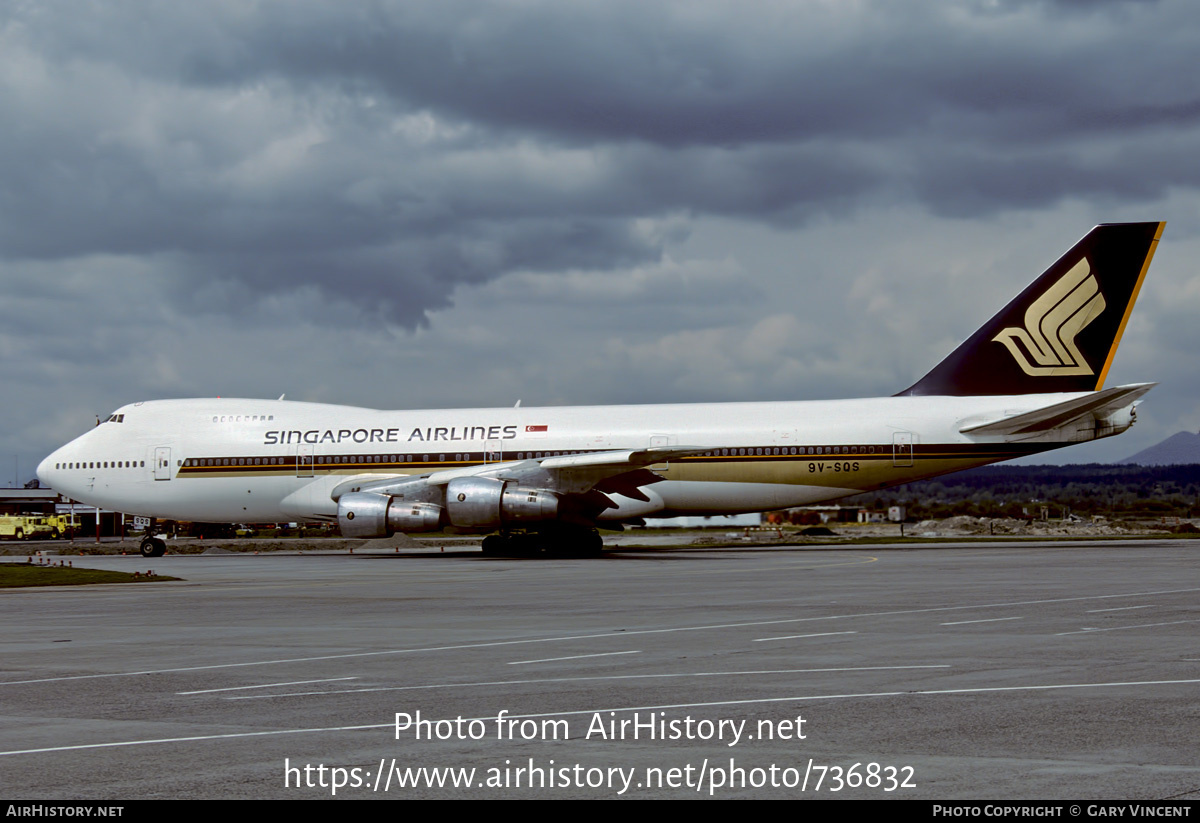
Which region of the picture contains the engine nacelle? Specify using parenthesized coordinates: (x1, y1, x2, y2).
(444, 476, 559, 529)
(337, 492, 444, 538)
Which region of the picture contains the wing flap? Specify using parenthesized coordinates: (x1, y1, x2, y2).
(330, 446, 708, 501)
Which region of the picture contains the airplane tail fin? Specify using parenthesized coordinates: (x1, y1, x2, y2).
(900, 222, 1164, 396)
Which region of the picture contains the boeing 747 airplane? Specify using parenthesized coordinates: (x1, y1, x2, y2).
(38, 222, 1164, 557)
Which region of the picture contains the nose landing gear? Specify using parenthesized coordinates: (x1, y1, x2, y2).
(139, 517, 166, 557)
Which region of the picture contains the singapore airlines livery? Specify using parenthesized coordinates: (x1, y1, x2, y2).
(39, 223, 1164, 557)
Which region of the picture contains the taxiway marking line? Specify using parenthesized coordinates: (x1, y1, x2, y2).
(940, 617, 1023, 626)
(225, 665, 953, 699)
(5, 586, 1199, 686)
(509, 651, 641, 665)
(1056, 619, 1200, 636)
(177, 677, 359, 695)
(753, 632, 857, 642)
(6, 676, 1200, 757)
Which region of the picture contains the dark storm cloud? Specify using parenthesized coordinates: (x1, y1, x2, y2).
(72, 0, 1194, 147)
(169, 217, 660, 324)
(3, 0, 1199, 326)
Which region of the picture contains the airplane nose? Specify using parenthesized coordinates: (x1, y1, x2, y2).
(36, 453, 57, 488)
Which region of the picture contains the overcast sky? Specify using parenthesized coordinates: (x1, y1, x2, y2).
(4, 0, 1200, 486)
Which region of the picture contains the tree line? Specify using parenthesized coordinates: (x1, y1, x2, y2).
(843, 464, 1200, 520)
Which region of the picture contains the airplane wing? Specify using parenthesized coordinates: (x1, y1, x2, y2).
(959, 383, 1156, 437)
(330, 445, 709, 501)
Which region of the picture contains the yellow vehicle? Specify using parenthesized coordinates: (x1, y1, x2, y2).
(0, 515, 60, 540)
(46, 515, 77, 538)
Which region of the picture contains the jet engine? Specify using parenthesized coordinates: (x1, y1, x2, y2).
(337, 492, 443, 538)
(443, 477, 558, 528)
(336, 477, 560, 538)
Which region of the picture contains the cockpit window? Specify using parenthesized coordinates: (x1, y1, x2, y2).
(104, 414, 126, 423)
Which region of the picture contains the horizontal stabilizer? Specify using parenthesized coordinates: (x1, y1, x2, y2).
(960, 383, 1156, 436)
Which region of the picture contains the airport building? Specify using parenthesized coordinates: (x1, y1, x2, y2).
(0, 486, 126, 539)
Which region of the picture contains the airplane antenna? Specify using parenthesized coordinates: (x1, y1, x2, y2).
(278, 394, 286, 401)
(514, 399, 521, 408)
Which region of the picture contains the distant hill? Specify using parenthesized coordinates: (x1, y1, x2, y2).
(1118, 431, 1200, 466)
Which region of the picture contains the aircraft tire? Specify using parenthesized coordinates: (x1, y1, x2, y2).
(140, 537, 166, 558)
(541, 525, 604, 557)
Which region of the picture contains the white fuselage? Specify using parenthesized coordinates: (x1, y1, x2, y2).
(37, 392, 1091, 524)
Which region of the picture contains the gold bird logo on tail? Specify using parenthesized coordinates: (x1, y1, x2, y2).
(992, 258, 1105, 376)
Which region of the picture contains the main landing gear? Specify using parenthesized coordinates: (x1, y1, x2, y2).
(480, 524, 604, 558)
